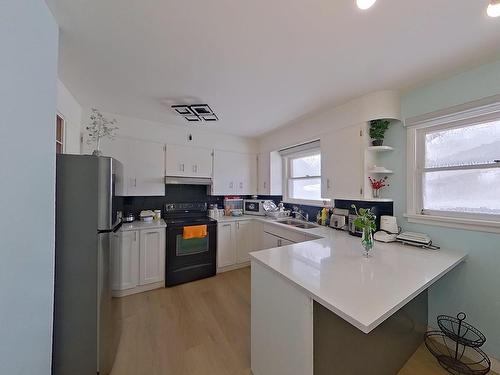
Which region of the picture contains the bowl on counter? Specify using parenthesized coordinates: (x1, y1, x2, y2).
(232, 209, 244, 217)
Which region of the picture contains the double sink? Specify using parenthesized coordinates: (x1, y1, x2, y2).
(276, 219, 318, 230)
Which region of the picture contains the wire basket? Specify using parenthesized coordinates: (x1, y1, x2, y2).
(437, 313, 486, 348)
(424, 331, 491, 375)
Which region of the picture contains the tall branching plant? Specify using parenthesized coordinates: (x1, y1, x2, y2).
(86, 108, 118, 155)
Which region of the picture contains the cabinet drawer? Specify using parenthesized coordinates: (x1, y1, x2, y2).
(262, 224, 307, 243)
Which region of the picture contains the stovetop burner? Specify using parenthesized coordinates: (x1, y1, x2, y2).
(163, 202, 217, 227)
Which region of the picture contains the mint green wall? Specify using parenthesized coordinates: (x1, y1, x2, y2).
(378, 59, 500, 357)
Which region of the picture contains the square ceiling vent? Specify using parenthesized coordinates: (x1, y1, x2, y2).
(172, 104, 219, 122)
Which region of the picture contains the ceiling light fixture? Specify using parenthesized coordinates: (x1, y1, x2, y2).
(356, 0, 377, 10)
(171, 104, 219, 122)
(487, 0, 500, 17)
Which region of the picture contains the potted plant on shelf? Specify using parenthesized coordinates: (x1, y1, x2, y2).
(351, 205, 376, 257)
(86, 108, 118, 156)
(369, 176, 389, 198)
(369, 119, 390, 146)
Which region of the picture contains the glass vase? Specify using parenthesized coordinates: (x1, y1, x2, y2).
(372, 188, 380, 198)
(92, 136, 102, 156)
(361, 227, 374, 257)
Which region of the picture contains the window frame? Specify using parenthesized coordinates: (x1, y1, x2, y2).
(56, 113, 65, 154)
(282, 148, 326, 206)
(406, 96, 500, 233)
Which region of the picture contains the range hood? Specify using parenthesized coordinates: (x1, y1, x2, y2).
(164, 176, 213, 185)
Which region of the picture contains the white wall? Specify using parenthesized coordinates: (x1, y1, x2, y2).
(81, 109, 258, 154)
(0, 1, 58, 374)
(258, 90, 401, 152)
(57, 79, 82, 154)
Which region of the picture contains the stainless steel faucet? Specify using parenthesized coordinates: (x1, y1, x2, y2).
(292, 206, 309, 222)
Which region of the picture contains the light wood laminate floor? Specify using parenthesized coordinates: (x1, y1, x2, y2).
(110, 267, 492, 375)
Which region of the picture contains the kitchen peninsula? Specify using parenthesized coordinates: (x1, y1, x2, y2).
(250, 222, 467, 375)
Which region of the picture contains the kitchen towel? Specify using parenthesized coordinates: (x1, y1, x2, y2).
(183, 225, 208, 240)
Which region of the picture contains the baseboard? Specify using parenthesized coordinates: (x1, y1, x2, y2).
(112, 281, 164, 298)
(427, 325, 500, 373)
(217, 261, 250, 273)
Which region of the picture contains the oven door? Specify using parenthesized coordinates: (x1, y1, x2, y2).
(165, 223, 216, 286)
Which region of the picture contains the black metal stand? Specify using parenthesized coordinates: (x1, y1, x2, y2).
(425, 313, 491, 375)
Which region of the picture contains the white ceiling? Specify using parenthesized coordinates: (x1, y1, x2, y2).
(47, 0, 500, 137)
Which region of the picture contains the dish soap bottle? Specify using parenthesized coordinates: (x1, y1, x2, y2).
(321, 207, 328, 226)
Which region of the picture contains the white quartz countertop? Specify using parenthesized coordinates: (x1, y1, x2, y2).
(246, 216, 467, 334)
(120, 219, 166, 231)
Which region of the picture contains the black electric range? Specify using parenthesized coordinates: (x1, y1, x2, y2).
(164, 202, 217, 286)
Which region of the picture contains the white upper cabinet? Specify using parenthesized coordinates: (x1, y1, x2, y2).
(257, 151, 282, 196)
(101, 136, 165, 196)
(212, 150, 257, 196)
(321, 124, 367, 200)
(165, 144, 213, 178)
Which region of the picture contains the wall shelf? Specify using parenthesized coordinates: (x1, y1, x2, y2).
(367, 146, 394, 152)
(368, 168, 394, 174)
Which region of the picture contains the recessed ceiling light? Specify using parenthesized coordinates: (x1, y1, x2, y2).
(356, 0, 377, 10)
(487, 0, 500, 17)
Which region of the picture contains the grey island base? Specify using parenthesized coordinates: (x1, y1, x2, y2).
(314, 290, 427, 375)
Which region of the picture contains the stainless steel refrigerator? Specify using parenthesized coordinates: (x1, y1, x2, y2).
(53, 155, 123, 375)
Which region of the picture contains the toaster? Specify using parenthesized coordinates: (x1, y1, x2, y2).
(329, 208, 349, 230)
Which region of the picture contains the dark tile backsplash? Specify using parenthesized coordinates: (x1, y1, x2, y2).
(118, 186, 393, 229)
(118, 184, 226, 217)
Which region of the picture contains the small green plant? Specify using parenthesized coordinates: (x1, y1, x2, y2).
(351, 204, 377, 256)
(369, 119, 390, 143)
(351, 205, 376, 232)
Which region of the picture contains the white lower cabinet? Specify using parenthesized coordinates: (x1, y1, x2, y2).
(112, 230, 139, 291)
(236, 220, 254, 263)
(218, 219, 313, 273)
(217, 222, 237, 268)
(112, 227, 166, 297)
(139, 229, 165, 285)
(217, 220, 254, 271)
(262, 231, 295, 248)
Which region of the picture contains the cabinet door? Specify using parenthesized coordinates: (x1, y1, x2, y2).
(257, 152, 270, 195)
(139, 229, 166, 285)
(258, 151, 283, 196)
(321, 125, 364, 200)
(189, 147, 213, 177)
(280, 238, 295, 246)
(217, 223, 236, 268)
(165, 144, 188, 177)
(101, 137, 164, 196)
(240, 154, 258, 196)
(262, 231, 280, 249)
(213, 150, 257, 195)
(166, 144, 213, 178)
(128, 139, 165, 196)
(212, 150, 237, 195)
(100, 137, 132, 196)
(112, 231, 139, 291)
(236, 220, 254, 263)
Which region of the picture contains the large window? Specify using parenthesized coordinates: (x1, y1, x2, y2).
(406, 98, 500, 232)
(421, 120, 500, 217)
(281, 141, 325, 204)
